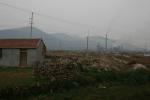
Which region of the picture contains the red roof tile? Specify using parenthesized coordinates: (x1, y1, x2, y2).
(0, 39, 42, 48)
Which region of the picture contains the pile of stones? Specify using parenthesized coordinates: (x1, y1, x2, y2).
(33, 60, 82, 81)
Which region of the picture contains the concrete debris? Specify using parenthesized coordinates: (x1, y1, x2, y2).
(132, 64, 148, 70)
(34, 53, 150, 81)
(33, 60, 82, 81)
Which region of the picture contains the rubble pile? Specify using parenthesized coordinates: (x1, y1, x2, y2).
(34, 53, 149, 81)
(77, 55, 128, 71)
(33, 60, 82, 81)
(132, 64, 147, 70)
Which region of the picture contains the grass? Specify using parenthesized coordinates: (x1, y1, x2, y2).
(26, 69, 150, 100)
(0, 67, 36, 89)
(29, 84, 150, 100)
(0, 67, 150, 100)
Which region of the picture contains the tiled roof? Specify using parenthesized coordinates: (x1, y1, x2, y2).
(0, 39, 42, 48)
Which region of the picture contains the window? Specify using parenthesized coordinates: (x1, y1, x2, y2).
(0, 49, 2, 58)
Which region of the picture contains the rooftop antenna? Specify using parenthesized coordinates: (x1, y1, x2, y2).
(30, 12, 34, 38)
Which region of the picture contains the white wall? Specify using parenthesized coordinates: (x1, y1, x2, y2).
(0, 49, 20, 67)
(27, 49, 38, 66)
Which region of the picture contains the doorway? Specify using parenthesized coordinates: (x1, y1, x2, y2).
(20, 49, 27, 67)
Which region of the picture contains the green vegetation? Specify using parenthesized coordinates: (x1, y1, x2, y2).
(0, 67, 150, 100)
(0, 67, 36, 89)
(29, 84, 150, 100)
(81, 69, 150, 85)
(28, 69, 150, 100)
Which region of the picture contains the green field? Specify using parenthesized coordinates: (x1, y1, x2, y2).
(0, 67, 36, 89)
(29, 84, 150, 100)
(0, 67, 150, 100)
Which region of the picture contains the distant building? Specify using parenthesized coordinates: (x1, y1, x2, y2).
(0, 39, 46, 67)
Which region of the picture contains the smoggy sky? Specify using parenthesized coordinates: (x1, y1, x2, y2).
(0, 0, 150, 48)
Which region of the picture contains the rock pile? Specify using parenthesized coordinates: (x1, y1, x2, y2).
(34, 54, 149, 80)
(33, 60, 82, 81)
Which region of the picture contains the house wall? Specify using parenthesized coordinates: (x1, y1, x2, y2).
(36, 41, 45, 63)
(0, 49, 20, 67)
(27, 49, 38, 66)
(27, 42, 45, 66)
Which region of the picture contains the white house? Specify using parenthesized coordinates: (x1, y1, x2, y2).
(0, 39, 46, 67)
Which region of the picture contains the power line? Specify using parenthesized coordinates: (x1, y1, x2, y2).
(0, 1, 96, 29)
(36, 13, 95, 28)
(0, 2, 32, 13)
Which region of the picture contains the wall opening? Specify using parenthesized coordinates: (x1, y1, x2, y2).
(20, 49, 27, 67)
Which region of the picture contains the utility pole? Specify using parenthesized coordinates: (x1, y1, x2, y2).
(144, 42, 147, 54)
(59, 40, 62, 51)
(30, 12, 34, 38)
(86, 30, 90, 52)
(105, 33, 108, 52)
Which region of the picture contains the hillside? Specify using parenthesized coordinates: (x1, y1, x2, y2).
(0, 27, 140, 51)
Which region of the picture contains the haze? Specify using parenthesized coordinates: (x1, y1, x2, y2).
(0, 0, 150, 49)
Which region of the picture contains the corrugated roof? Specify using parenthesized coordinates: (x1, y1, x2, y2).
(0, 39, 42, 48)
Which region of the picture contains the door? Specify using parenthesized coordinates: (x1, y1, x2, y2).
(20, 49, 27, 67)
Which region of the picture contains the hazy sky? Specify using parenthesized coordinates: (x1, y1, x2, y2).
(0, 0, 150, 48)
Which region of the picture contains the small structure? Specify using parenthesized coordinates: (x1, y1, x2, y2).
(0, 39, 46, 67)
